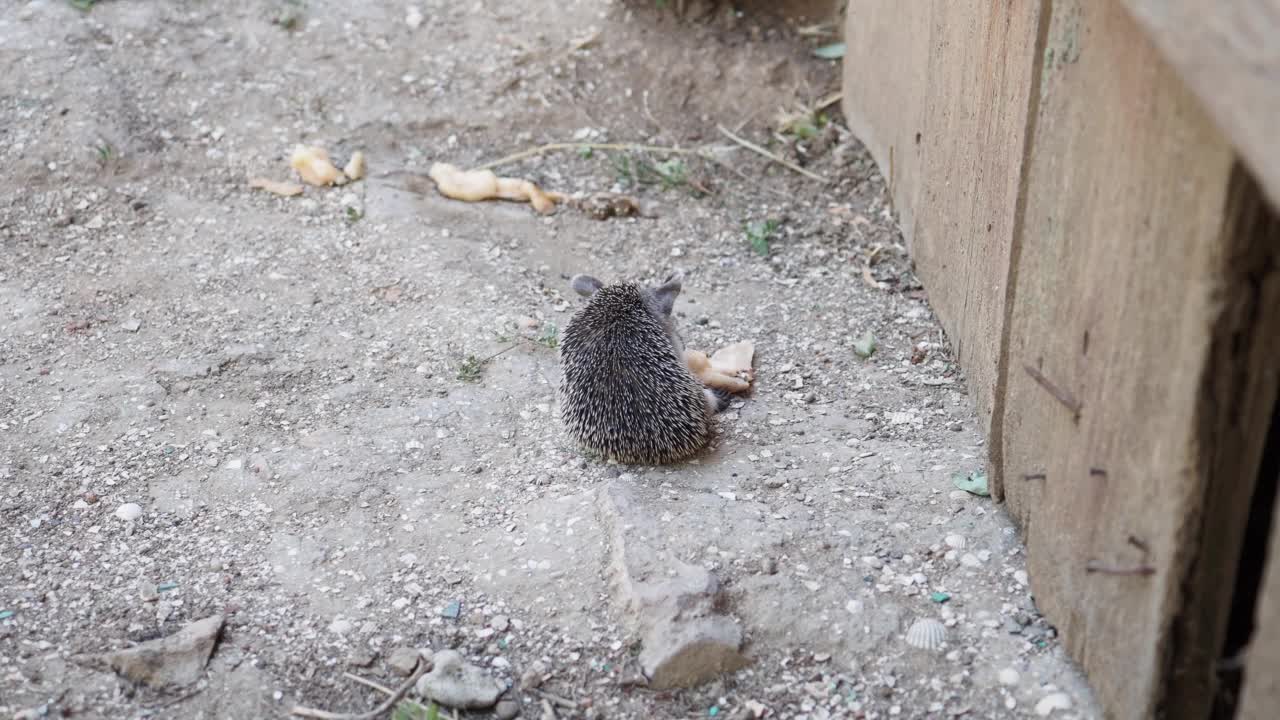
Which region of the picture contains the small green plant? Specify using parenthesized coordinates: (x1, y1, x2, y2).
(745, 219, 780, 257)
(68, 0, 98, 11)
(392, 700, 439, 720)
(651, 158, 687, 190)
(345, 206, 363, 223)
(577, 146, 594, 159)
(457, 354, 486, 383)
(273, 0, 304, 30)
(536, 322, 559, 349)
(93, 141, 116, 167)
(610, 153, 690, 192)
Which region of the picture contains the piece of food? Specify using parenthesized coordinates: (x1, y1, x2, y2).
(685, 347, 752, 393)
(709, 340, 755, 381)
(428, 162, 565, 215)
(248, 177, 305, 197)
(343, 151, 367, 181)
(290, 145, 346, 186)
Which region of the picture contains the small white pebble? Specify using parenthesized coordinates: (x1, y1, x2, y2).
(114, 503, 143, 522)
(998, 668, 1020, 686)
(1035, 693, 1073, 716)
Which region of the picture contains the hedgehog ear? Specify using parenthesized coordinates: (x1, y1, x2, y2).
(571, 274, 604, 298)
(653, 272, 683, 315)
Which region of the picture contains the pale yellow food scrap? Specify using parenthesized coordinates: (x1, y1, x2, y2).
(343, 151, 367, 181)
(428, 162, 565, 215)
(710, 340, 755, 380)
(290, 145, 346, 186)
(685, 347, 752, 393)
(248, 177, 304, 197)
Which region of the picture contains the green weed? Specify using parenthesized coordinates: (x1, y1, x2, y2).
(745, 219, 780, 257)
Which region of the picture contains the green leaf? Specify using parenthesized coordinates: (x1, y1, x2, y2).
(813, 42, 846, 60)
(952, 470, 990, 497)
(852, 331, 877, 359)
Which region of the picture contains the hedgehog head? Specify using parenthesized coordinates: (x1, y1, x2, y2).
(569, 271, 686, 354)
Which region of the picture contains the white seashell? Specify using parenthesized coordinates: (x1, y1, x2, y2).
(114, 503, 143, 522)
(944, 534, 966, 549)
(905, 618, 947, 651)
(1034, 692, 1072, 716)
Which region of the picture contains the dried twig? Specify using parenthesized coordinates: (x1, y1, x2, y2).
(1085, 560, 1155, 576)
(290, 660, 429, 720)
(540, 699, 558, 720)
(1022, 364, 1082, 420)
(529, 688, 578, 709)
(715, 124, 828, 183)
(476, 143, 704, 171)
(342, 672, 397, 696)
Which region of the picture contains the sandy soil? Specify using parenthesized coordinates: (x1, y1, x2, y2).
(0, 1, 1100, 718)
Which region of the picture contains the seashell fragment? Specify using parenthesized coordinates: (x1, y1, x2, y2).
(944, 534, 966, 550)
(905, 617, 947, 651)
(290, 145, 346, 186)
(114, 502, 143, 522)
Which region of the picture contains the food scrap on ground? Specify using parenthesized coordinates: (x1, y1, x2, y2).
(571, 192, 654, 220)
(686, 340, 755, 393)
(290, 145, 347, 187)
(248, 177, 304, 197)
(427, 162, 566, 215)
(343, 151, 367, 181)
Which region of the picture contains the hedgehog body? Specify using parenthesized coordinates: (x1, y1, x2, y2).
(559, 273, 718, 465)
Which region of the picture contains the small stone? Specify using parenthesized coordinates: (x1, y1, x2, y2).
(84, 491, 100, 505)
(760, 557, 778, 575)
(862, 556, 884, 570)
(490, 615, 510, 632)
(1035, 693, 1072, 716)
(1014, 569, 1029, 586)
(998, 668, 1020, 686)
(84, 615, 223, 688)
(405, 5, 424, 29)
(495, 698, 521, 720)
(328, 618, 353, 635)
(441, 600, 461, 618)
(520, 660, 547, 689)
(415, 649, 503, 710)
(813, 652, 830, 663)
(115, 503, 143, 522)
(122, 318, 142, 333)
(388, 646, 421, 676)
(960, 553, 982, 568)
(347, 649, 376, 668)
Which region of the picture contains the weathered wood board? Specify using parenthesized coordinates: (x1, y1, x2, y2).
(998, 2, 1263, 718)
(1120, 0, 1280, 210)
(841, 0, 1043, 460)
(1241, 470, 1280, 719)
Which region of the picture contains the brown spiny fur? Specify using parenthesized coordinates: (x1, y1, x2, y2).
(559, 277, 715, 464)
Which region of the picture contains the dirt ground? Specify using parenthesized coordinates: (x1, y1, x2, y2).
(0, 1, 1102, 718)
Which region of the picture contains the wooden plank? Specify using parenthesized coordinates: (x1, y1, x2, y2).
(1162, 165, 1280, 718)
(1241, 470, 1280, 719)
(1120, 0, 1280, 210)
(841, 1, 1043, 458)
(998, 1, 1263, 718)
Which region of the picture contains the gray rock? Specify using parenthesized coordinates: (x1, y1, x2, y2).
(388, 646, 422, 676)
(639, 614, 747, 689)
(519, 660, 547, 689)
(414, 649, 502, 709)
(495, 698, 521, 720)
(596, 482, 749, 689)
(80, 615, 223, 688)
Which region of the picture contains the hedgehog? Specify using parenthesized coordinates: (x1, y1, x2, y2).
(559, 271, 729, 465)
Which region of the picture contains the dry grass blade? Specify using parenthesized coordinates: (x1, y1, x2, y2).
(715, 125, 828, 183)
(476, 143, 704, 171)
(289, 660, 429, 720)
